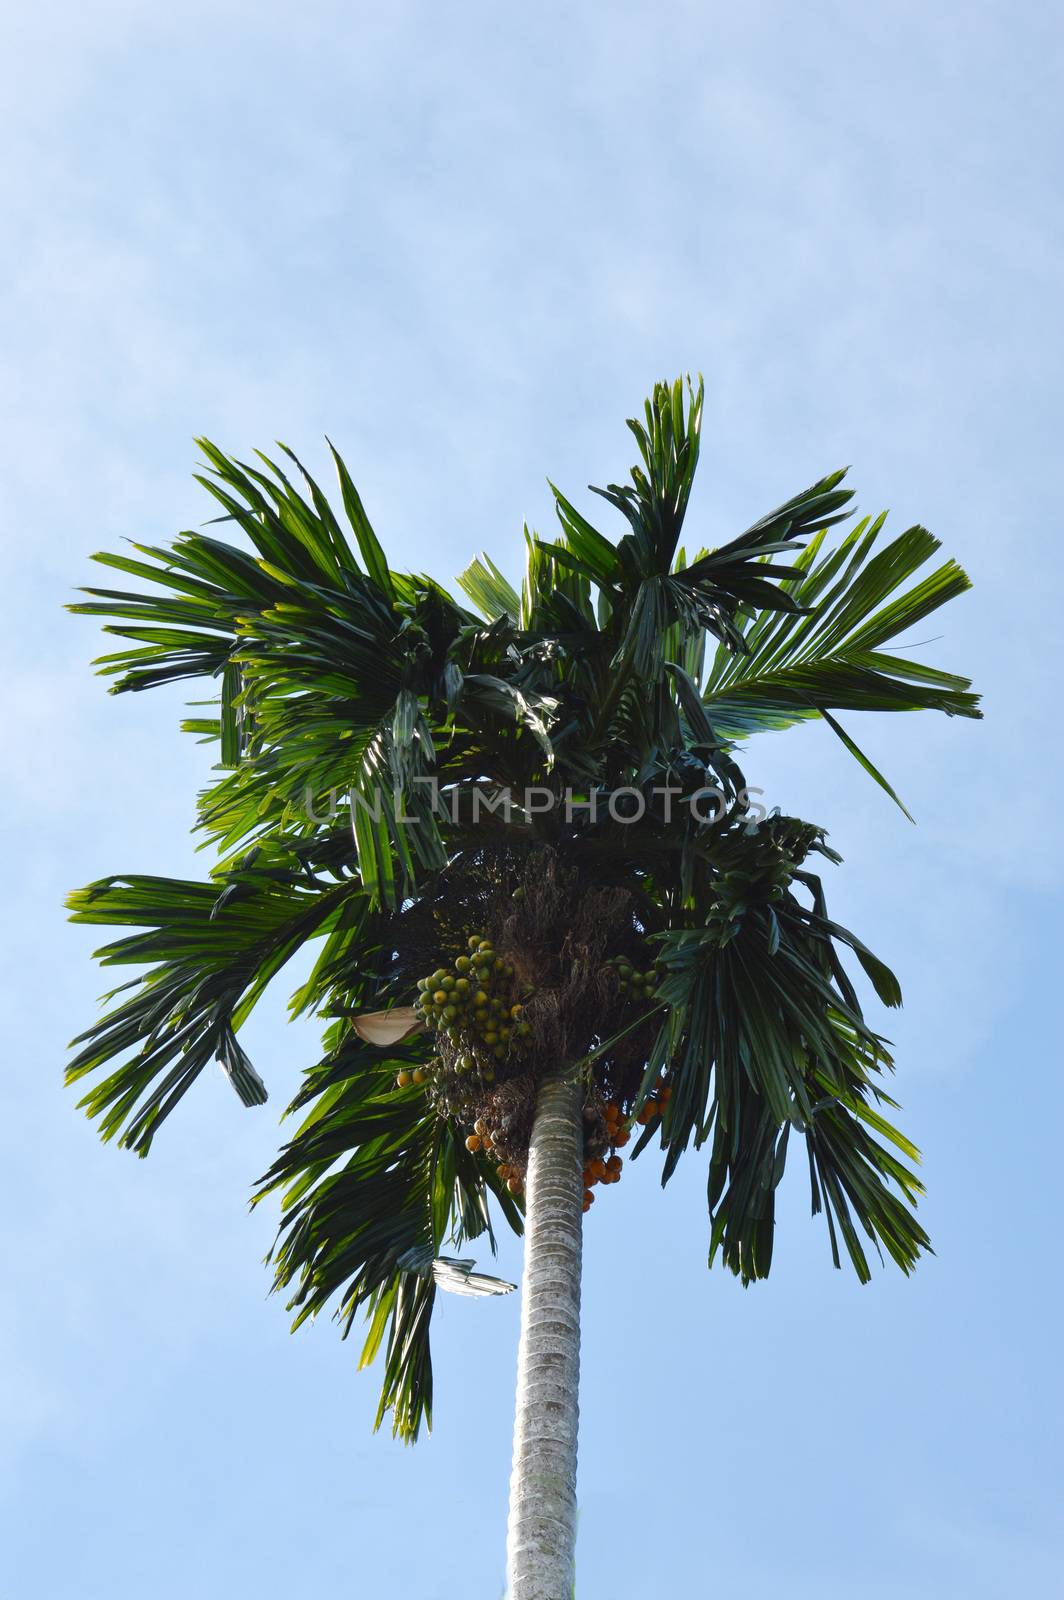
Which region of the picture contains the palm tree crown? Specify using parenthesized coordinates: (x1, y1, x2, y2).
(67, 378, 979, 1444)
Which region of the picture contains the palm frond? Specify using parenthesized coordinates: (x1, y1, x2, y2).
(255, 1035, 522, 1441)
(65, 858, 362, 1153)
(456, 552, 521, 622)
(639, 816, 928, 1284)
(701, 515, 981, 775)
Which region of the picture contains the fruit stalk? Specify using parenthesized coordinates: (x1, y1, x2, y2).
(505, 1064, 584, 1599)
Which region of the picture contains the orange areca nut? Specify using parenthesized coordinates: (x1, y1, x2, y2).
(613, 1128, 630, 1147)
(465, 1134, 481, 1152)
(607, 1154, 622, 1174)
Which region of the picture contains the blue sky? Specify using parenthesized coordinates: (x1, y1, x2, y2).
(3, 2, 1062, 1595)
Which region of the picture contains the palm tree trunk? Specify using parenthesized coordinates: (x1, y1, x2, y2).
(505, 1065, 584, 1600)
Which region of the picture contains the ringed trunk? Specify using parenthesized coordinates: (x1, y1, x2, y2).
(505, 1065, 584, 1599)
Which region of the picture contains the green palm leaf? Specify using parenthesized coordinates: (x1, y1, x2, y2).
(701, 515, 981, 798)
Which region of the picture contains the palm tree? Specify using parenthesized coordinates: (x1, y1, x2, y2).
(67, 379, 979, 1598)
